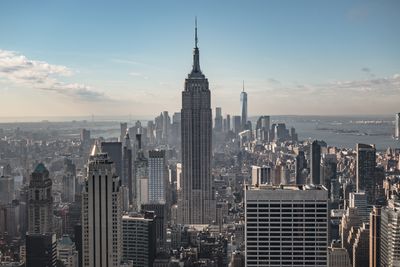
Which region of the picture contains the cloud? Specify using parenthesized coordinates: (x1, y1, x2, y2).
(0, 49, 109, 101)
(361, 67, 370, 73)
(129, 71, 148, 79)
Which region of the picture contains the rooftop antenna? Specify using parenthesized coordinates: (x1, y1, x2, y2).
(195, 16, 198, 48)
(242, 80, 245, 92)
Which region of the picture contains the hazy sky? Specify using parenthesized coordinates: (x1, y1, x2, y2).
(0, 0, 399, 118)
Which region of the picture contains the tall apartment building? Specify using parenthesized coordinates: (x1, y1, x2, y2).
(82, 147, 122, 267)
(245, 184, 329, 267)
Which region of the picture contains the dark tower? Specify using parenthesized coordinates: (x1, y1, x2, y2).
(180, 19, 215, 224)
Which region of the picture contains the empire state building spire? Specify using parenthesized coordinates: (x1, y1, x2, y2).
(191, 17, 202, 76)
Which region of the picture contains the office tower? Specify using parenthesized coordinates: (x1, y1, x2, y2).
(62, 158, 76, 203)
(147, 121, 156, 145)
(74, 224, 82, 267)
(80, 129, 91, 146)
(122, 212, 156, 267)
(321, 154, 337, 199)
(101, 141, 123, 179)
(134, 136, 149, 211)
(232, 115, 241, 135)
(295, 150, 307, 184)
(214, 107, 223, 132)
(57, 234, 79, 267)
(349, 192, 369, 220)
(171, 112, 181, 147)
(356, 143, 376, 204)
(81, 148, 122, 267)
(352, 222, 370, 267)
(310, 140, 321, 185)
(240, 82, 248, 130)
(251, 165, 271, 185)
(380, 197, 400, 266)
(148, 150, 168, 204)
(0, 175, 14, 204)
(120, 122, 127, 142)
(255, 115, 270, 141)
(327, 242, 351, 267)
(395, 113, 400, 139)
(226, 114, 231, 132)
(162, 111, 171, 144)
(180, 20, 215, 224)
(245, 184, 328, 267)
(369, 206, 381, 267)
(28, 163, 53, 234)
(290, 127, 298, 142)
(26, 233, 57, 267)
(141, 203, 167, 251)
(341, 207, 364, 262)
(123, 132, 133, 205)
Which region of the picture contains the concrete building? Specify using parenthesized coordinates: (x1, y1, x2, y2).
(380, 197, 400, 266)
(369, 206, 381, 267)
(28, 163, 53, 234)
(0, 175, 14, 204)
(245, 184, 329, 267)
(214, 107, 223, 132)
(395, 113, 400, 139)
(349, 192, 369, 220)
(327, 242, 351, 267)
(251, 165, 271, 186)
(101, 141, 123, 179)
(232, 116, 241, 135)
(57, 234, 78, 267)
(180, 21, 215, 224)
(352, 223, 370, 267)
(82, 146, 122, 267)
(122, 212, 156, 267)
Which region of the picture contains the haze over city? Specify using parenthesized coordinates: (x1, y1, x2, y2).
(0, 0, 399, 118)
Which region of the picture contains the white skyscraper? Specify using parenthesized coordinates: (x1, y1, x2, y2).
(395, 113, 400, 139)
(82, 146, 122, 267)
(245, 184, 329, 267)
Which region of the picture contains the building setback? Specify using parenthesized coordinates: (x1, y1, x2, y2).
(180, 20, 215, 224)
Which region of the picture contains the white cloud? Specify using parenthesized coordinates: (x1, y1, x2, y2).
(0, 49, 109, 101)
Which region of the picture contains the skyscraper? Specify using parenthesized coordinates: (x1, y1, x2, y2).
(214, 107, 223, 132)
(232, 115, 241, 135)
(310, 140, 321, 185)
(123, 132, 133, 205)
(26, 233, 57, 267)
(148, 150, 167, 204)
(82, 147, 122, 267)
(180, 19, 215, 224)
(134, 134, 149, 211)
(120, 122, 127, 142)
(240, 82, 248, 130)
(356, 143, 376, 204)
(369, 206, 381, 267)
(245, 184, 328, 266)
(380, 197, 400, 266)
(28, 163, 53, 234)
(395, 113, 400, 139)
(101, 142, 123, 179)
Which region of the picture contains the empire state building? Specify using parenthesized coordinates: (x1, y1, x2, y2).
(180, 20, 216, 224)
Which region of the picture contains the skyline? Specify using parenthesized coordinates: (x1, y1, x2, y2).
(0, 0, 400, 118)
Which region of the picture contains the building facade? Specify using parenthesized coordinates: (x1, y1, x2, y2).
(180, 21, 215, 224)
(82, 148, 122, 267)
(245, 184, 329, 267)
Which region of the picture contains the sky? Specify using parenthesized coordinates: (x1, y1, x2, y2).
(0, 0, 399, 119)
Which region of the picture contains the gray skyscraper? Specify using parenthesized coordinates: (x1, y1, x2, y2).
(214, 107, 223, 132)
(28, 163, 53, 234)
(310, 140, 321, 185)
(101, 142, 122, 179)
(82, 146, 122, 267)
(395, 113, 400, 140)
(240, 82, 248, 130)
(148, 150, 167, 204)
(180, 20, 215, 224)
(356, 143, 376, 204)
